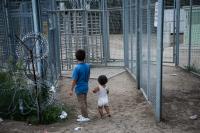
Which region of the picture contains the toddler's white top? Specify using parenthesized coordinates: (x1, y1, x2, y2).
(97, 85, 109, 107)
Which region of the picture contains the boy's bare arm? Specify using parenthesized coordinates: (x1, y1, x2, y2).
(68, 80, 76, 96)
(92, 86, 99, 93)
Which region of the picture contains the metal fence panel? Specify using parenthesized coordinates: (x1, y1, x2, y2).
(0, 0, 60, 84)
(178, 0, 200, 74)
(140, 0, 148, 97)
(0, 2, 9, 67)
(124, 0, 163, 121)
(53, 0, 104, 71)
(128, 0, 137, 74)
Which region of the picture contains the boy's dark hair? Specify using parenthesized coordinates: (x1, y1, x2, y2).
(98, 75, 108, 85)
(75, 49, 86, 61)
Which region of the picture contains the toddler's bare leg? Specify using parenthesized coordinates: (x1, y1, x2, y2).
(98, 106, 103, 118)
(104, 106, 111, 117)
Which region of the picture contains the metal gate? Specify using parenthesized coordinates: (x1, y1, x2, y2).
(49, 0, 105, 71)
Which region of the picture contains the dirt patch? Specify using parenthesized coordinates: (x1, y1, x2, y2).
(0, 68, 200, 133)
(162, 66, 200, 132)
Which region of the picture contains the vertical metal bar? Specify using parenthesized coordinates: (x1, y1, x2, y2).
(188, 0, 192, 67)
(60, 13, 64, 70)
(136, 0, 140, 89)
(32, 0, 43, 122)
(51, 0, 60, 77)
(3, 0, 12, 54)
(47, 14, 53, 82)
(175, 0, 180, 66)
(64, 13, 67, 69)
(32, 0, 41, 75)
(102, 0, 108, 66)
(90, 12, 94, 61)
(58, 12, 63, 72)
(156, 0, 164, 122)
(55, 12, 61, 76)
(107, 8, 110, 60)
(147, 0, 151, 98)
(83, 1, 89, 63)
(123, 0, 129, 67)
(130, 0, 133, 72)
(173, 0, 176, 63)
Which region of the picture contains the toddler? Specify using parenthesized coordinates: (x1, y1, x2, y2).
(92, 75, 111, 118)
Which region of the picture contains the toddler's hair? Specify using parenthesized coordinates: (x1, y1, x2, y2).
(98, 75, 108, 85)
(75, 49, 85, 61)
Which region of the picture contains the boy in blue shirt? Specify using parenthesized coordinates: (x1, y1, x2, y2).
(68, 49, 90, 122)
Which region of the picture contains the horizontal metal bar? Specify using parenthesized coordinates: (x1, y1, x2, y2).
(48, 9, 103, 12)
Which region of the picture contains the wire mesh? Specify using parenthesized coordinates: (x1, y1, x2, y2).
(149, 0, 158, 113)
(163, 1, 175, 63)
(140, 0, 148, 96)
(107, 0, 124, 66)
(0, 0, 60, 83)
(0, 2, 9, 67)
(128, 0, 136, 74)
(54, 0, 103, 71)
(178, 0, 200, 73)
(125, 0, 160, 120)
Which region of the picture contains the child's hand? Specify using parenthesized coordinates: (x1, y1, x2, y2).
(68, 90, 73, 96)
(107, 89, 109, 94)
(92, 89, 97, 93)
(92, 87, 99, 93)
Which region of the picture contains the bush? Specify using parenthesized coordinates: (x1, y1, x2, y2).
(0, 71, 15, 118)
(0, 58, 75, 124)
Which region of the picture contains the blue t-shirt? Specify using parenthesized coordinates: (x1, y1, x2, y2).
(72, 63, 90, 95)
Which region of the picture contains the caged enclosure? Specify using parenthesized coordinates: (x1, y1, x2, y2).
(0, 0, 199, 128)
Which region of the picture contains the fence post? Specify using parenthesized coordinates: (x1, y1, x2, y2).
(32, 0, 42, 75)
(188, 0, 192, 67)
(135, 0, 141, 89)
(175, 0, 180, 66)
(156, 0, 164, 122)
(102, 0, 109, 66)
(31, 0, 42, 123)
(129, 0, 133, 72)
(123, 0, 129, 67)
(173, 0, 176, 63)
(147, 0, 151, 98)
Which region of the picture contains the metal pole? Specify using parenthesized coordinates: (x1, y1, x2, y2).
(173, 0, 176, 63)
(175, 0, 180, 66)
(130, 0, 133, 72)
(56, 12, 61, 75)
(188, 0, 192, 67)
(83, 0, 89, 63)
(136, 0, 140, 89)
(147, 0, 151, 98)
(31, 0, 42, 123)
(3, 0, 12, 54)
(32, 0, 41, 74)
(156, 0, 164, 122)
(102, 0, 108, 66)
(106, 4, 110, 60)
(123, 0, 129, 67)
